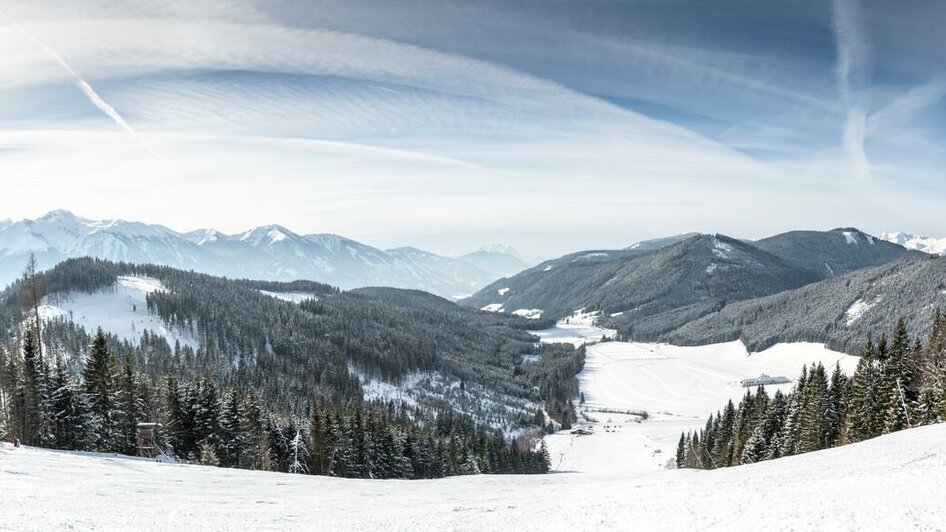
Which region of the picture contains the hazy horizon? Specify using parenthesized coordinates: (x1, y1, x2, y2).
(2, 0, 945, 257)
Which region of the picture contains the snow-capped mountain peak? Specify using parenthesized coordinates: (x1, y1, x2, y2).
(476, 243, 522, 259)
(0, 211, 513, 297)
(239, 224, 299, 247)
(879, 231, 946, 255)
(184, 228, 221, 246)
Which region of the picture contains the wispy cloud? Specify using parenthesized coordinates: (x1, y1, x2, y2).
(0, 0, 945, 254)
(0, 10, 155, 155)
(868, 77, 946, 132)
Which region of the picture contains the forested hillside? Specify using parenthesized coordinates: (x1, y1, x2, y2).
(465, 230, 917, 325)
(664, 255, 946, 353)
(0, 258, 583, 478)
(466, 234, 821, 331)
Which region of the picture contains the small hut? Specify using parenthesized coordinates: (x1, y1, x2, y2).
(136, 422, 162, 458)
(740, 374, 791, 388)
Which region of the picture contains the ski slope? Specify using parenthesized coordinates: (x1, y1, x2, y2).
(2, 425, 945, 531)
(38, 276, 198, 349)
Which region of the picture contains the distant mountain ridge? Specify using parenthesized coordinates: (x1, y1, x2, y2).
(879, 231, 946, 256)
(462, 228, 922, 344)
(0, 211, 527, 297)
(660, 254, 946, 354)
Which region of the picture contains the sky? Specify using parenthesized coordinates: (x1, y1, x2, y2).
(0, 0, 945, 257)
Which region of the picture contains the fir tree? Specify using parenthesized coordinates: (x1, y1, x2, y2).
(83, 329, 119, 452)
(847, 339, 878, 442)
(675, 432, 686, 468)
(882, 318, 913, 433)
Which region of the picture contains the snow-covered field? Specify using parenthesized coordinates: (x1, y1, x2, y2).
(257, 290, 318, 303)
(532, 308, 616, 346)
(544, 340, 859, 474)
(39, 276, 198, 348)
(2, 425, 945, 531)
(531, 314, 859, 474)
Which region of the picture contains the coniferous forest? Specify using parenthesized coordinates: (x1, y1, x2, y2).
(0, 258, 565, 477)
(676, 315, 946, 469)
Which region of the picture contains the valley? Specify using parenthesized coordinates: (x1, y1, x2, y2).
(534, 317, 858, 474)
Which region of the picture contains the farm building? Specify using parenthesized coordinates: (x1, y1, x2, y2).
(740, 374, 791, 387)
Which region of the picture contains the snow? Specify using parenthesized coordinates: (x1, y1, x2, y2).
(2, 421, 945, 530)
(5, 285, 943, 530)
(542, 264, 553, 272)
(880, 231, 946, 255)
(257, 290, 317, 303)
(705, 263, 718, 274)
(843, 231, 859, 244)
(497, 287, 510, 296)
(538, 329, 858, 476)
(39, 276, 197, 349)
(575, 341, 856, 420)
(511, 308, 542, 319)
(711, 237, 733, 258)
(533, 308, 616, 346)
(845, 297, 878, 326)
(480, 303, 504, 313)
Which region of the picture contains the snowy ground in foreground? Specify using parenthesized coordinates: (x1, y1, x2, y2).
(38, 276, 198, 348)
(2, 317, 942, 530)
(2, 425, 945, 531)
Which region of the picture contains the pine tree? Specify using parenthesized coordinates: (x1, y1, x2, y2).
(797, 363, 829, 454)
(117, 355, 144, 455)
(712, 399, 736, 466)
(194, 377, 221, 456)
(675, 432, 686, 468)
(49, 357, 93, 450)
(780, 365, 808, 456)
(219, 390, 247, 468)
(917, 311, 946, 422)
(83, 329, 119, 452)
(825, 363, 848, 447)
(198, 439, 220, 466)
(20, 328, 50, 446)
(882, 318, 913, 433)
(847, 339, 875, 441)
(242, 391, 271, 471)
(0, 347, 19, 441)
(308, 405, 328, 475)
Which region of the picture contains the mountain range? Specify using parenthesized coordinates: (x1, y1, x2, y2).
(879, 231, 946, 256)
(463, 228, 937, 353)
(0, 211, 529, 298)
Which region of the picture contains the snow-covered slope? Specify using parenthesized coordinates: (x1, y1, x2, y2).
(880, 231, 946, 255)
(2, 423, 944, 530)
(518, 314, 859, 475)
(39, 275, 198, 349)
(0, 211, 516, 297)
(539, 333, 857, 474)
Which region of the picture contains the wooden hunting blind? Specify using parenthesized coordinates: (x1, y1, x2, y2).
(136, 422, 162, 458)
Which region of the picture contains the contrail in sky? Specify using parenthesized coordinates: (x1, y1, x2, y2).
(0, 10, 156, 155)
(831, 0, 872, 182)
